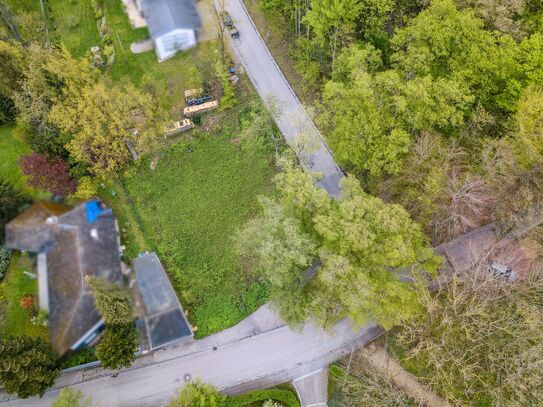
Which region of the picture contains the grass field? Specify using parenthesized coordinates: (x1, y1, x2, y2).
(0, 125, 30, 189)
(124, 127, 275, 336)
(0, 253, 48, 339)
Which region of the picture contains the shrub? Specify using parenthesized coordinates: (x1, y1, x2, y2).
(226, 389, 300, 407)
(95, 323, 137, 369)
(19, 153, 77, 196)
(0, 246, 10, 280)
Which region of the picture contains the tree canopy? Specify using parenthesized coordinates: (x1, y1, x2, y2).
(237, 159, 439, 328)
(0, 336, 59, 398)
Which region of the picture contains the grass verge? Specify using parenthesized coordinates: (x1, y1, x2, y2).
(0, 253, 47, 339)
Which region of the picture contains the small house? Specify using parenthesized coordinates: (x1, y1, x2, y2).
(5, 201, 124, 355)
(138, 0, 202, 62)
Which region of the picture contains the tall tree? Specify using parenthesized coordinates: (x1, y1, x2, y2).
(303, 0, 362, 69)
(85, 276, 133, 325)
(95, 323, 137, 370)
(237, 161, 438, 328)
(0, 336, 59, 398)
(49, 79, 161, 176)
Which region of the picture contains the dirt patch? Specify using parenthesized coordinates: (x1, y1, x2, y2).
(357, 342, 450, 407)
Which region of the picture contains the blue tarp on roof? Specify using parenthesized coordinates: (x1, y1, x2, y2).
(85, 201, 102, 223)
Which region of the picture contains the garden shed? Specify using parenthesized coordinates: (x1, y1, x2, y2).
(133, 252, 193, 350)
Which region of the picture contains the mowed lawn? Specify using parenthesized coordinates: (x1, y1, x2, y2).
(0, 253, 47, 339)
(124, 134, 274, 336)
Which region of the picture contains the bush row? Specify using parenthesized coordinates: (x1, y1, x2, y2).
(226, 389, 300, 407)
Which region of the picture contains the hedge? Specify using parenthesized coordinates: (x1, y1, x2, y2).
(226, 389, 300, 407)
(0, 246, 10, 281)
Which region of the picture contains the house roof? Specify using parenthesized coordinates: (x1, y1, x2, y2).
(141, 0, 201, 39)
(5, 201, 123, 355)
(133, 252, 192, 350)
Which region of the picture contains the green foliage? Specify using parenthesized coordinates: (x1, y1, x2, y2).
(85, 276, 133, 325)
(0, 247, 10, 280)
(124, 131, 275, 337)
(0, 335, 59, 398)
(60, 347, 97, 369)
(226, 388, 300, 406)
(95, 323, 137, 370)
(168, 380, 226, 407)
(237, 161, 439, 328)
(0, 253, 47, 338)
(52, 388, 94, 407)
(72, 176, 98, 199)
(214, 57, 236, 111)
(0, 178, 26, 244)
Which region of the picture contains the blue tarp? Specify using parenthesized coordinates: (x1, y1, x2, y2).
(85, 201, 102, 223)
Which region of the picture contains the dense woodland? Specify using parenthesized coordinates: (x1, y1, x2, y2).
(246, 0, 543, 405)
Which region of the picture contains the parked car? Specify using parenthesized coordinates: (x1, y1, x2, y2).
(164, 119, 195, 136)
(183, 100, 219, 117)
(187, 94, 213, 106)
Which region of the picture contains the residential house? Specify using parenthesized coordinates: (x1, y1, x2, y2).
(4, 201, 124, 355)
(137, 0, 202, 62)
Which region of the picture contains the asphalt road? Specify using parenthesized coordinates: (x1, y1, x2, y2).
(222, 0, 345, 197)
(1, 317, 382, 406)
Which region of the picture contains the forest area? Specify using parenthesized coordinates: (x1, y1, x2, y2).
(245, 0, 543, 405)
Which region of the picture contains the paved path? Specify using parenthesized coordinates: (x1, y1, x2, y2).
(1, 306, 382, 406)
(293, 368, 329, 407)
(221, 0, 344, 196)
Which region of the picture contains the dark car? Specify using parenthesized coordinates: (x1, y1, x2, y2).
(187, 95, 213, 106)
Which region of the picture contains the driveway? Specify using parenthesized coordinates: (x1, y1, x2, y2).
(220, 0, 344, 197)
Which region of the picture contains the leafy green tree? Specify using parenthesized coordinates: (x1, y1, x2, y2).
(52, 388, 94, 407)
(49, 79, 161, 176)
(0, 178, 26, 244)
(95, 323, 138, 370)
(323, 71, 410, 176)
(168, 380, 226, 407)
(0, 336, 59, 398)
(237, 162, 439, 328)
(304, 0, 362, 68)
(509, 86, 543, 168)
(85, 276, 133, 325)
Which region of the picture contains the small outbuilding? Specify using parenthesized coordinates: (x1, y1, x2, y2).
(137, 0, 202, 62)
(133, 252, 193, 351)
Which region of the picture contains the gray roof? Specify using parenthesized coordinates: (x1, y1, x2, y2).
(5, 201, 123, 355)
(141, 0, 201, 39)
(134, 252, 193, 349)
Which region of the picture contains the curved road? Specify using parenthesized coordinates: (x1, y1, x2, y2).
(1, 306, 382, 406)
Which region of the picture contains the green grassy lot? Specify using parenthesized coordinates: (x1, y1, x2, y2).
(0, 253, 47, 339)
(48, 0, 99, 57)
(124, 126, 275, 336)
(0, 124, 30, 189)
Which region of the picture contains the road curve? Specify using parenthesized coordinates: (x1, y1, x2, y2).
(222, 0, 345, 197)
(1, 311, 382, 406)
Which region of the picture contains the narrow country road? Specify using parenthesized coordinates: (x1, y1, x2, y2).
(1, 305, 382, 406)
(221, 0, 345, 197)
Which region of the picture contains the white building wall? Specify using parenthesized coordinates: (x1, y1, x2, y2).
(155, 29, 196, 62)
(37, 253, 49, 312)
